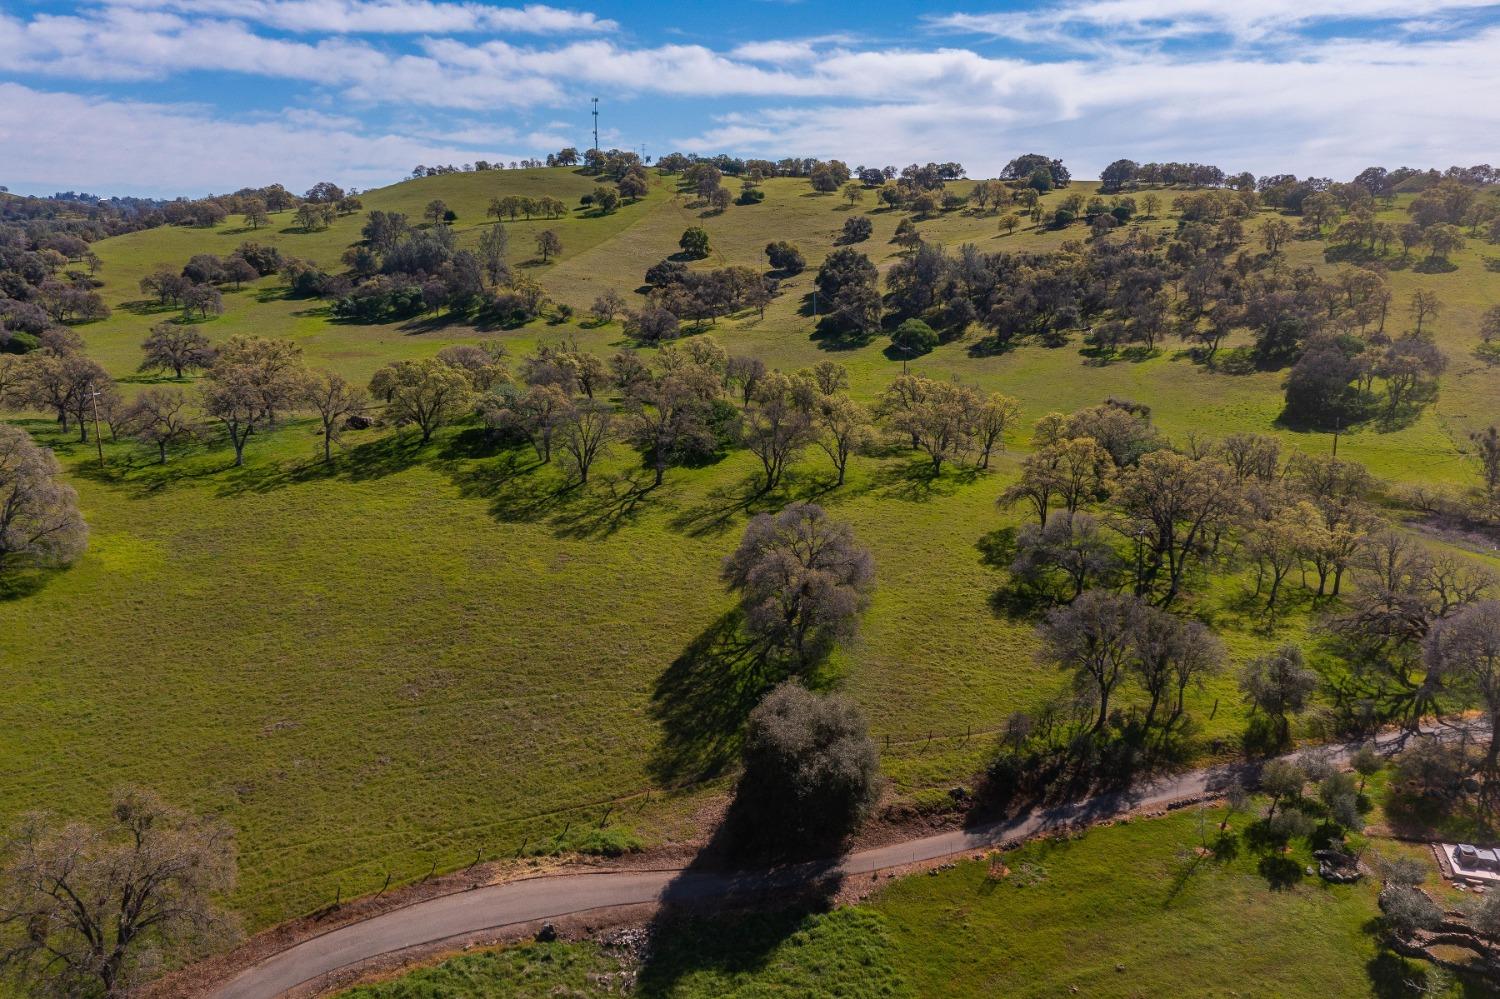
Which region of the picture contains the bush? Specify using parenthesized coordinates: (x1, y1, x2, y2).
(1052, 208, 1076, 228)
(331, 278, 425, 322)
(890, 318, 939, 355)
(679, 226, 710, 259)
(625, 307, 680, 343)
(235, 241, 284, 275)
(644, 259, 688, 287)
(839, 216, 872, 243)
(731, 683, 880, 856)
(737, 188, 765, 205)
(764, 241, 805, 274)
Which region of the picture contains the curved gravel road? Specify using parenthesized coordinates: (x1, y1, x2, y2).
(211, 730, 1430, 999)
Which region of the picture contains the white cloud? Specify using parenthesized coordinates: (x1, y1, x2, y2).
(929, 0, 1500, 47)
(105, 0, 617, 35)
(0, 83, 523, 196)
(1, 3, 1497, 190)
(677, 26, 1500, 179)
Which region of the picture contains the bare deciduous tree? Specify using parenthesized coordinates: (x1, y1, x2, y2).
(140, 324, 215, 380)
(0, 788, 238, 999)
(0, 425, 87, 570)
(368, 358, 472, 444)
(124, 387, 197, 463)
(556, 398, 614, 485)
(302, 370, 367, 462)
(722, 502, 875, 668)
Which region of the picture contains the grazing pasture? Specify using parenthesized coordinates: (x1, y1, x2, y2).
(2, 165, 1498, 932)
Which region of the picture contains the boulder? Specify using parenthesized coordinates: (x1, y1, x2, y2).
(344, 414, 374, 430)
(1313, 848, 1363, 883)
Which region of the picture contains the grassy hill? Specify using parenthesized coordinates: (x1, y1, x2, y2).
(3, 166, 1499, 929)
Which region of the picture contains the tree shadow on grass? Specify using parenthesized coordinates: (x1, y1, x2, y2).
(865, 456, 981, 503)
(667, 475, 769, 538)
(1412, 258, 1459, 274)
(548, 471, 656, 540)
(647, 610, 777, 788)
(1256, 852, 1304, 890)
(120, 299, 179, 317)
(0, 568, 51, 602)
(634, 885, 844, 999)
(443, 449, 567, 524)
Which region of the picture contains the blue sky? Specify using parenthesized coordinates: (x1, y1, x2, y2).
(2, 0, 1499, 197)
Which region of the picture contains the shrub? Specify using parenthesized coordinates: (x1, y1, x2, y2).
(731, 683, 880, 855)
(1052, 208, 1076, 228)
(839, 216, 873, 243)
(645, 259, 688, 287)
(891, 318, 939, 355)
(764, 241, 805, 274)
(679, 227, 710, 259)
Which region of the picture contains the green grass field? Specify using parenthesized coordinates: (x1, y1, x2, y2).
(341, 798, 1463, 998)
(4, 167, 1499, 930)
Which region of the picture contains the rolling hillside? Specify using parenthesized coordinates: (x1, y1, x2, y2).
(3, 165, 1498, 930)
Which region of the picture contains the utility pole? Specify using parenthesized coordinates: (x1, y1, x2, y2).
(1332, 415, 1341, 459)
(88, 388, 105, 467)
(591, 97, 599, 153)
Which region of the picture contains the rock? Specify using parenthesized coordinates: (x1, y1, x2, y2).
(948, 786, 970, 802)
(344, 414, 373, 430)
(536, 922, 558, 942)
(1313, 849, 1363, 884)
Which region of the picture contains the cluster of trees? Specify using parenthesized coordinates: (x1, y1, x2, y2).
(410, 161, 541, 177)
(1099, 160, 1249, 192)
(138, 242, 285, 320)
(985, 395, 1500, 777)
(486, 195, 568, 222)
(477, 337, 868, 494)
(0, 217, 111, 352)
(274, 208, 559, 326)
(995, 404, 1434, 615)
(1000, 154, 1071, 191)
(1274, 283, 1448, 428)
(811, 192, 1454, 431)
(160, 182, 358, 232)
(875, 374, 1020, 474)
(634, 260, 774, 337)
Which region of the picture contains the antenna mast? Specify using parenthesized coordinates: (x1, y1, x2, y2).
(591, 97, 599, 152)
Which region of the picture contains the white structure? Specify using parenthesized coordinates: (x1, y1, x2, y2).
(1442, 843, 1500, 884)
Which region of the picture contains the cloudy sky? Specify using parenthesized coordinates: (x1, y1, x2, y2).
(2, 0, 1498, 197)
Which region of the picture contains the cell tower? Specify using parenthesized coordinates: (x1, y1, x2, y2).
(591, 97, 599, 152)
